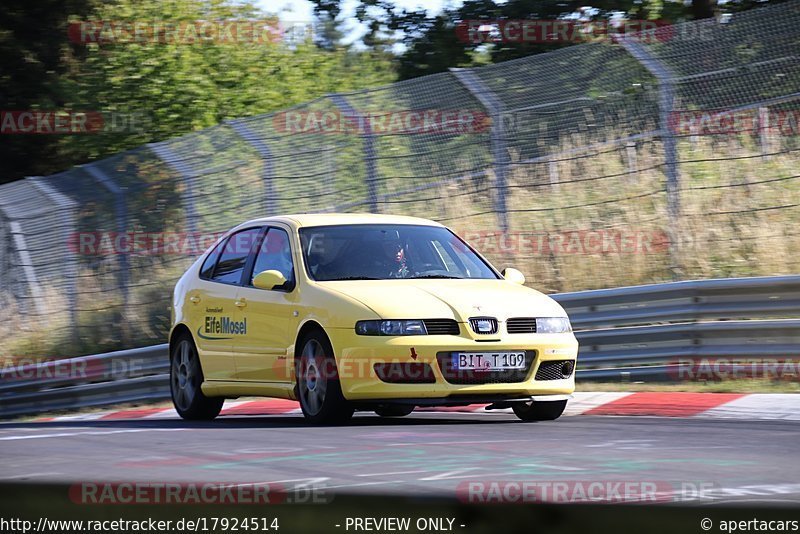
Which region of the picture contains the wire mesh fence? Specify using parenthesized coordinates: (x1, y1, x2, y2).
(1, 1, 799, 358)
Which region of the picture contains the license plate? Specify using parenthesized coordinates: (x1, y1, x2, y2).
(453, 352, 526, 371)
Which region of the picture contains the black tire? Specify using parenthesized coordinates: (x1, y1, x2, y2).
(295, 329, 354, 424)
(375, 405, 415, 417)
(512, 399, 567, 422)
(170, 333, 224, 420)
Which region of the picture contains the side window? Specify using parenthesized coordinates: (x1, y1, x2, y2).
(251, 227, 295, 290)
(199, 239, 224, 280)
(211, 228, 261, 285)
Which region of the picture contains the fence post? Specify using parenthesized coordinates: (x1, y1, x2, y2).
(0, 214, 6, 299)
(328, 93, 379, 213)
(625, 142, 638, 181)
(548, 159, 560, 189)
(758, 106, 772, 159)
(84, 164, 130, 344)
(27, 177, 80, 344)
(226, 119, 277, 214)
(148, 142, 199, 234)
(324, 145, 337, 199)
(3, 219, 46, 316)
(619, 37, 682, 278)
(450, 67, 509, 232)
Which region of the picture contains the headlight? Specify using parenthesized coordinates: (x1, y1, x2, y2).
(536, 317, 572, 333)
(355, 320, 428, 336)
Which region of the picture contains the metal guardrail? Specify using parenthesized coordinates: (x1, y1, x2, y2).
(554, 275, 800, 382)
(552, 274, 800, 327)
(2, 275, 799, 418)
(0, 345, 169, 418)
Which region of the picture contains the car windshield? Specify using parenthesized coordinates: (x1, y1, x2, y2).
(299, 224, 500, 281)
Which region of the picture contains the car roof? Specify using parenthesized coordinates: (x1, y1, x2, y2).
(240, 213, 446, 229)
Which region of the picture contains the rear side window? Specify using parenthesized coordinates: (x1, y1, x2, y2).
(199, 240, 224, 280)
(211, 228, 262, 285)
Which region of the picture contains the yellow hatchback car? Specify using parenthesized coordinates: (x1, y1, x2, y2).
(169, 214, 578, 424)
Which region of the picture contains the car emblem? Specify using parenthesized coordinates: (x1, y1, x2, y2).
(469, 317, 498, 335)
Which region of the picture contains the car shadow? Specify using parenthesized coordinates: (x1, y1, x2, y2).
(0, 412, 528, 430)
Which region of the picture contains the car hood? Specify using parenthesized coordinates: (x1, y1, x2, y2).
(322, 279, 567, 321)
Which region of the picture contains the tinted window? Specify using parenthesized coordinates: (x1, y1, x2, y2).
(298, 224, 499, 281)
(250, 228, 295, 290)
(212, 228, 261, 285)
(199, 239, 224, 279)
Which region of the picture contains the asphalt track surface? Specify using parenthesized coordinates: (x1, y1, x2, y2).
(2, 411, 800, 506)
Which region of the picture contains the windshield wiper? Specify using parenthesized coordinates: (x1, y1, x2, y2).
(411, 274, 464, 279)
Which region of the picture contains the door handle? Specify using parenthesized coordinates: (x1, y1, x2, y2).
(235, 299, 247, 308)
(189, 296, 201, 304)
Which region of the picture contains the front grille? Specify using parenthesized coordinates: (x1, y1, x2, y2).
(507, 317, 537, 334)
(374, 363, 436, 384)
(535, 360, 575, 381)
(436, 350, 536, 384)
(423, 319, 460, 335)
(469, 317, 498, 335)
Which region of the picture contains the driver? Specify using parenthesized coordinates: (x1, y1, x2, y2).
(381, 237, 409, 278)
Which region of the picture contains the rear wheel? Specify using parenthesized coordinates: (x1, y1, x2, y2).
(375, 405, 414, 417)
(170, 333, 224, 420)
(512, 399, 567, 422)
(296, 330, 354, 424)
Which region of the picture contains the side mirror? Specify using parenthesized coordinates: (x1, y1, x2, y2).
(501, 267, 525, 285)
(253, 269, 288, 290)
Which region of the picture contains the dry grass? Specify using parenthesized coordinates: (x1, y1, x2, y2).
(444, 129, 800, 293)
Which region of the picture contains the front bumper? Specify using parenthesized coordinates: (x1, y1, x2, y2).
(330, 328, 578, 401)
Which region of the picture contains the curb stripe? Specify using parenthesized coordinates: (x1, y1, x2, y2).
(564, 392, 634, 416)
(221, 399, 300, 415)
(700, 393, 800, 421)
(39, 412, 111, 422)
(25, 392, 800, 422)
(100, 407, 170, 420)
(584, 392, 746, 417)
(141, 408, 178, 419)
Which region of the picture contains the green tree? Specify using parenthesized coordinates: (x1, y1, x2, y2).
(0, 0, 396, 184)
(311, 0, 786, 80)
(0, 0, 98, 182)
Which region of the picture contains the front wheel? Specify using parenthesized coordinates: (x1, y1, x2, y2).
(296, 330, 354, 424)
(512, 399, 567, 422)
(170, 334, 224, 420)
